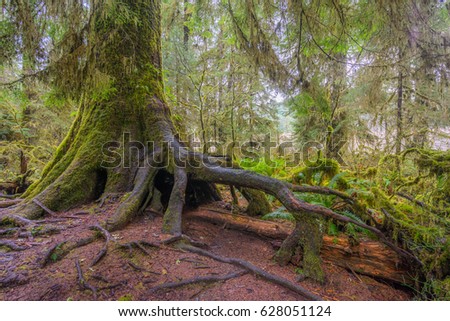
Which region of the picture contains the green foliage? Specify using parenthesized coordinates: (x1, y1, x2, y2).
(346, 151, 450, 299)
(295, 192, 334, 209)
(239, 157, 288, 179)
(420, 277, 450, 300)
(328, 172, 348, 189)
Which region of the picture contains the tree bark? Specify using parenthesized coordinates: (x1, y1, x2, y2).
(396, 55, 404, 157)
(15, 0, 173, 220)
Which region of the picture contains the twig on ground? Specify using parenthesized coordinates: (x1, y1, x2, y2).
(118, 240, 160, 256)
(0, 240, 27, 251)
(89, 224, 113, 266)
(128, 261, 146, 271)
(162, 234, 208, 248)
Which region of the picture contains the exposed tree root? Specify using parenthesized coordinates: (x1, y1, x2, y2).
(40, 242, 66, 267)
(147, 188, 164, 214)
(149, 270, 248, 293)
(230, 185, 239, 205)
(163, 167, 187, 234)
(40, 237, 95, 267)
(0, 228, 19, 236)
(0, 271, 29, 288)
(0, 240, 27, 251)
(4, 132, 422, 293)
(120, 242, 149, 256)
(75, 260, 97, 299)
(89, 224, 113, 266)
(238, 187, 272, 216)
(1, 215, 35, 227)
(178, 243, 322, 301)
(97, 193, 122, 208)
(106, 165, 158, 231)
(273, 225, 301, 266)
(161, 233, 208, 248)
(29, 225, 61, 237)
(32, 198, 56, 216)
(0, 194, 22, 199)
(128, 261, 147, 271)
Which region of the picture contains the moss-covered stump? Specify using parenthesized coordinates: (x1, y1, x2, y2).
(274, 215, 325, 284)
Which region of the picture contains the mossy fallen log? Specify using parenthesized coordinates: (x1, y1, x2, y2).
(186, 207, 416, 286)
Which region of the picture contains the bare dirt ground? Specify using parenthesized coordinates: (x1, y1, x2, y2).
(0, 198, 412, 301)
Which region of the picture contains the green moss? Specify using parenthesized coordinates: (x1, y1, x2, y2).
(395, 202, 415, 215)
(118, 294, 134, 301)
(298, 214, 325, 284)
(240, 187, 271, 216)
(120, 192, 132, 201)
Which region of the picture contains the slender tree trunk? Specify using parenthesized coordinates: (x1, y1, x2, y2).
(183, 0, 190, 50)
(325, 53, 347, 162)
(396, 70, 403, 157)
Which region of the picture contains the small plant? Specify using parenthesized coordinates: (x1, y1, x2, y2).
(118, 294, 134, 301)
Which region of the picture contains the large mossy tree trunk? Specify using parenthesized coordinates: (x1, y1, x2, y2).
(18, 0, 174, 219)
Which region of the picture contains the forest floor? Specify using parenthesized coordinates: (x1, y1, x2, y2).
(0, 196, 412, 301)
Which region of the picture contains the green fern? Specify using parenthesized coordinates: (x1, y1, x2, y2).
(328, 172, 347, 189)
(261, 207, 295, 222)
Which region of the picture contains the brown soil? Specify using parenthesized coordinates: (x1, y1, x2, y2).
(0, 198, 412, 301)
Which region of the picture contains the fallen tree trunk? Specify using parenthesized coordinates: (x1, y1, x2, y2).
(186, 207, 415, 286)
